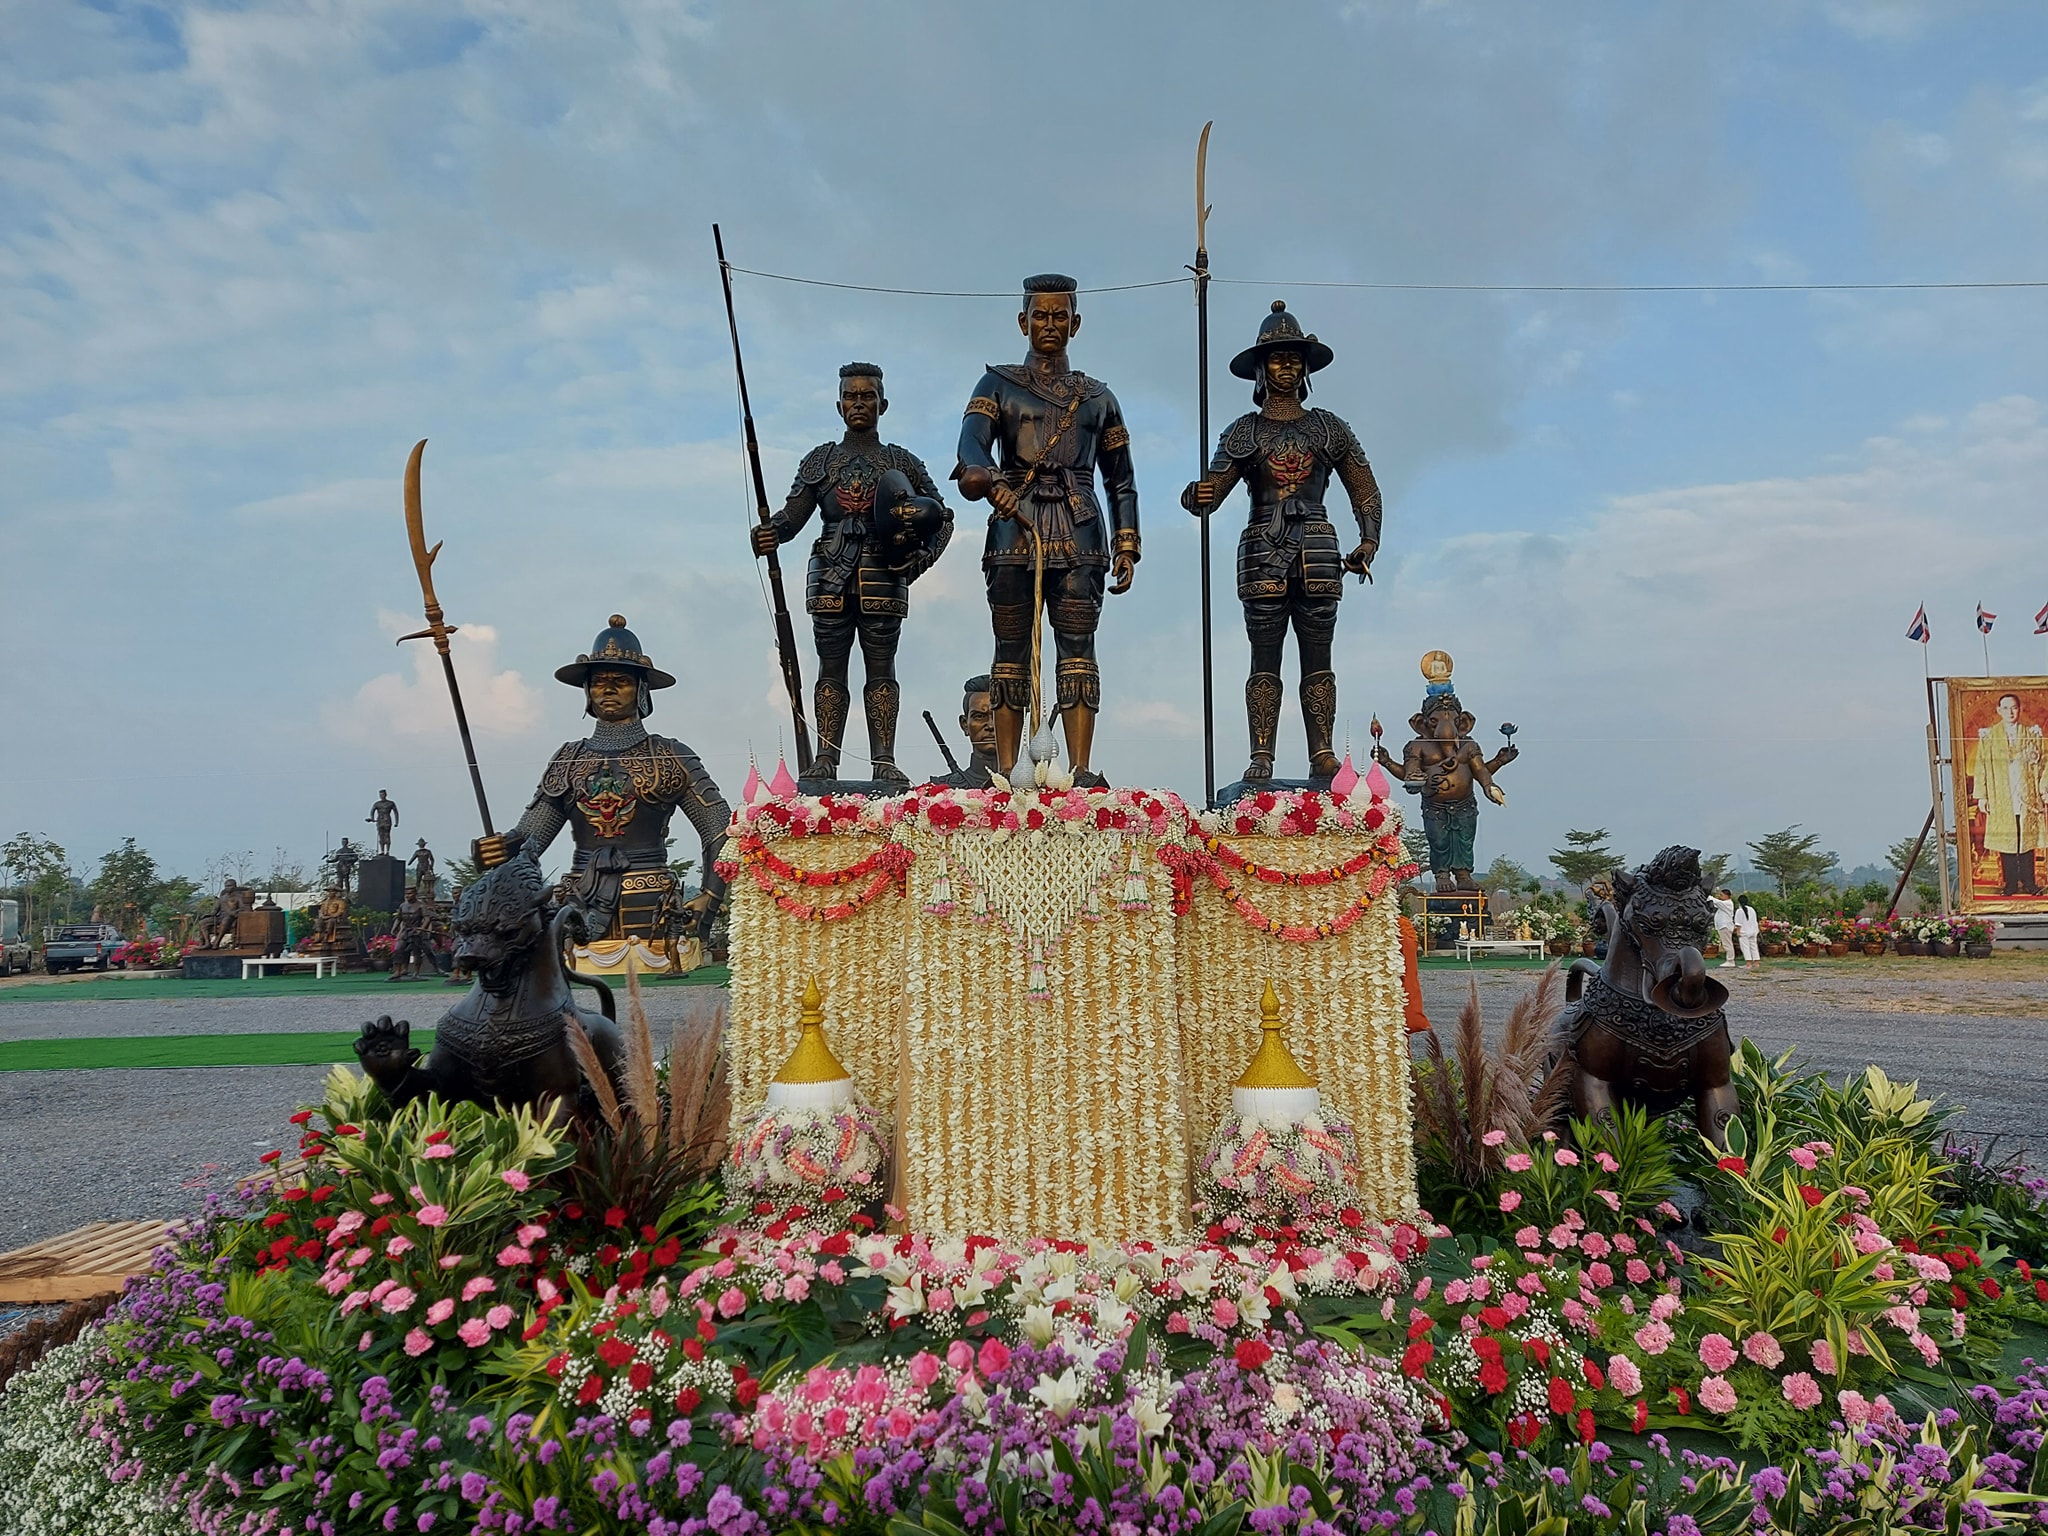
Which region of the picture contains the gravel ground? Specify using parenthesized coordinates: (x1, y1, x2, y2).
(0, 965, 2041, 1252)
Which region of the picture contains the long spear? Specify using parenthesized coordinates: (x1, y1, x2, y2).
(714, 223, 814, 775)
(398, 439, 495, 835)
(1192, 121, 1217, 808)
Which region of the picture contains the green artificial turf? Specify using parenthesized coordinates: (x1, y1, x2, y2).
(0, 1030, 440, 1072)
(0, 965, 729, 1004)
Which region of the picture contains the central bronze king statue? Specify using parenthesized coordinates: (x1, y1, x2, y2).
(1185, 301, 1382, 784)
(955, 274, 1140, 784)
(751, 362, 952, 785)
(493, 617, 732, 950)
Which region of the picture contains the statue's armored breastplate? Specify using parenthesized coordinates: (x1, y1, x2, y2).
(1230, 414, 1338, 511)
(540, 736, 691, 866)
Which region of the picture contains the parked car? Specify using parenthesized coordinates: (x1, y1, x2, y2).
(43, 922, 123, 973)
(0, 899, 31, 976)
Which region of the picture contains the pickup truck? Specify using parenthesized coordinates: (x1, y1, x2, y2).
(0, 899, 30, 976)
(43, 922, 123, 973)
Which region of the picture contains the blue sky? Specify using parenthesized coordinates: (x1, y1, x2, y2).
(3, 0, 2046, 886)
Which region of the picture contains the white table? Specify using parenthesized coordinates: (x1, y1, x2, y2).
(242, 954, 338, 980)
(1455, 938, 1546, 961)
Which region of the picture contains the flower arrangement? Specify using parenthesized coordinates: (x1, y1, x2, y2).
(1194, 1112, 1363, 1226)
(724, 1099, 888, 1230)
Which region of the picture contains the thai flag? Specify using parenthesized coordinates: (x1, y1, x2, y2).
(2035, 599, 2048, 636)
(1978, 604, 1997, 635)
(1906, 606, 1931, 643)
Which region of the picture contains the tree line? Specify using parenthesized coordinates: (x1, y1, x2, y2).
(0, 833, 312, 940)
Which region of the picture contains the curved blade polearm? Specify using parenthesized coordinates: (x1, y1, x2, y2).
(1193, 120, 1217, 808)
(400, 439, 496, 835)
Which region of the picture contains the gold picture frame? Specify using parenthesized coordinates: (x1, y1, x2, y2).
(1946, 675, 2048, 915)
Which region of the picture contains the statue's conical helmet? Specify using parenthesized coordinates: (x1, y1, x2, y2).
(1230, 299, 1336, 379)
(554, 614, 677, 690)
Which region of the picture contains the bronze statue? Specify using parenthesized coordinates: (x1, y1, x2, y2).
(939, 675, 1000, 788)
(751, 363, 952, 786)
(307, 884, 352, 953)
(956, 274, 1140, 784)
(199, 879, 250, 949)
(408, 839, 437, 903)
(1559, 846, 1736, 1149)
(1185, 302, 1382, 782)
(484, 617, 731, 949)
(367, 791, 399, 857)
(331, 838, 361, 898)
(387, 887, 435, 981)
(1374, 652, 1515, 892)
(354, 843, 622, 1108)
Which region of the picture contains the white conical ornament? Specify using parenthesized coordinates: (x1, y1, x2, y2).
(924, 852, 956, 916)
(1025, 716, 1072, 790)
(765, 977, 855, 1111)
(1230, 980, 1321, 1126)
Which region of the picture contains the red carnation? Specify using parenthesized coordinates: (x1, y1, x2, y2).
(628, 1362, 653, 1391)
(733, 1378, 759, 1409)
(1715, 1156, 1747, 1175)
(1506, 1412, 1541, 1449)
(598, 1338, 635, 1367)
(1671, 1386, 1692, 1415)
(1479, 1305, 1510, 1331)
(259, 1149, 282, 1165)
(1406, 1314, 1434, 1339)
(1982, 1277, 2003, 1301)
(1797, 1185, 1824, 1208)
(1576, 1408, 1596, 1444)
(1400, 1340, 1435, 1377)
(1632, 1398, 1649, 1433)
(576, 1374, 603, 1406)
(1478, 1358, 1509, 1395)
(604, 1207, 627, 1228)
(1547, 1376, 1575, 1415)
(1233, 1339, 1274, 1371)
(1522, 1338, 1550, 1368)
(289, 1110, 314, 1125)
(1583, 1358, 1605, 1391)
(675, 1387, 700, 1415)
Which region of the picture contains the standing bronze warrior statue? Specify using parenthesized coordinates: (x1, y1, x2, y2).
(367, 790, 400, 856)
(956, 275, 1140, 785)
(751, 363, 952, 786)
(481, 617, 732, 949)
(1185, 302, 1382, 783)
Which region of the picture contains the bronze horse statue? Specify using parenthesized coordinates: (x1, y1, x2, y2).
(354, 841, 624, 1110)
(1560, 846, 1737, 1148)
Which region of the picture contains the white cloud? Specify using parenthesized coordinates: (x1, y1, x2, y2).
(322, 615, 542, 742)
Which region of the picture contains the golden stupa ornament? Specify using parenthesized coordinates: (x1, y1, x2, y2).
(766, 977, 855, 1109)
(1231, 981, 1322, 1125)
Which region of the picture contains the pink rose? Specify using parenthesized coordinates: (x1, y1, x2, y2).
(1698, 1333, 1738, 1372)
(978, 1338, 1011, 1378)
(1780, 1372, 1823, 1410)
(486, 1305, 513, 1330)
(946, 1340, 974, 1372)
(1698, 1375, 1739, 1414)
(415, 1205, 449, 1228)
(907, 1351, 942, 1389)
(500, 1169, 530, 1192)
(1741, 1332, 1784, 1368)
(425, 1298, 455, 1325)
(403, 1328, 434, 1358)
(1499, 1190, 1523, 1213)
(458, 1318, 491, 1347)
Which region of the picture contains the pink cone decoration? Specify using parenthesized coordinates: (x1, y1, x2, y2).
(1329, 752, 1360, 798)
(768, 757, 799, 799)
(1364, 759, 1393, 799)
(742, 761, 764, 805)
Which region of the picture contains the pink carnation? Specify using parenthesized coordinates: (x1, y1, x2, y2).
(1698, 1333, 1738, 1372)
(1586, 1262, 1615, 1290)
(1606, 1354, 1643, 1396)
(1482, 1129, 1508, 1147)
(1552, 1148, 1580, 1167)
(1809, 1338, 1837, 1376)
(1698, 1375, 1739, 1414)
(496, 1245, 532, 1267)
(1837, 1389, 1871, 1426)
(403, 1328, 434, 1358)
(1504, 1153, 1533, 1173)
(421, 1144, 455, 1160)
(1212, 1298, 1239, 1328)
(1625, 1259, 1652, 1284)
(425, 1298, 455, 1325)
(485, 1304, 513, 1330)
(415, 1205, 449, 1228)
(500, 1168, 530, 1192)
(1788, 1147, 1818, 1171)
(1741, 1331, 1784, 1368)
(457, 1318, 492, 1348)
(1632, 1320, 1675, 1356)
(718, 1287, 749, 1319)
(1499, 1190, 1523, 1213)
(1512, 1227, 1541, 1251)
(385, 1236, 414, 1258)
(462, 1275, 496, 1301)
(1780, 1371, 1823, 1410)
(381, 1286, 416, 1314)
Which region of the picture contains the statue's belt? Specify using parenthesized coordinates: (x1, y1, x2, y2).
(1570, 975, 1727, 1059)
(1258, 496, 1326, 545)
(1004, 465, 1096, 523)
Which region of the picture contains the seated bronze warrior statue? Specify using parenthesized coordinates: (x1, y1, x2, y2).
(478, 617, 731, 952)
(1185, 301, 1383, 783)
(750, 361, 952, 785)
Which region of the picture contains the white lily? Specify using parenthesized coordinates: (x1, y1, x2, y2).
(1093, 1296, 1134, 1338)
(1130, 1387, 1171, 1439)
(1020, 1303, 1058, 1346)
(1028, 1367, 1082, 1418)
(1236, 1288, 1272, 1328)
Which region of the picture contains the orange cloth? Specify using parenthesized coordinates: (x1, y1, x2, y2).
(1399, 914, 1430, 1034)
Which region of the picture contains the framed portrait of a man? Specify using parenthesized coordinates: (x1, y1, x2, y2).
(1948, 676, 2048, 914)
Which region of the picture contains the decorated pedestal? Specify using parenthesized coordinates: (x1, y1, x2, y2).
(722, 782, 1417, 1241)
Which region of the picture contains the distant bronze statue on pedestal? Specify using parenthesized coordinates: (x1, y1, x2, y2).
(408, 839, 437, 903)
(956, 274, 1140, 785)
(485, 617, 731, 950)
(751, 363, 952, 787)
(306, 884, 352, 954)
(1374, 652, 1517, 893)
(367, 791, 399, 857)
(331, 838, 361, 900)
(199, 879, 251, 949)
(388, 886, 436, 981)
(1185, 301, 1382, 784)
(1560, 846, 1737, 1149)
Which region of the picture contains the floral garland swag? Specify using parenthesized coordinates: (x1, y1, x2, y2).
(721, 781, 1419, 1241)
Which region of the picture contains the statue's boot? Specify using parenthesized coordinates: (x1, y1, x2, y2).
(1063, 703, 1106, 788)
(993, 704, 1024, 778)
(1243, 672, 1282, 782)
(864, 679, 909, 787)
(1302, 669, 1341, 779)
(812, 677, 850, 780)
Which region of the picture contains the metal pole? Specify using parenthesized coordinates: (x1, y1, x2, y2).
(1927, 675, 1954, 914)
(1193, 121, 1217, 807)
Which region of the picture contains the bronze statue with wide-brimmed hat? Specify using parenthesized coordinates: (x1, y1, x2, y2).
(496, 616, 731, 947)
(1185, 300, 1383, 785)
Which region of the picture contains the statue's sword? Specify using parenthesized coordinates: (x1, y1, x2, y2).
(397, 439, 496, 836)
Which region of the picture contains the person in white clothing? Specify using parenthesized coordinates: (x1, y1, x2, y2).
(1733, 895, 1760, 967)
(1710, 887, 1736, 969)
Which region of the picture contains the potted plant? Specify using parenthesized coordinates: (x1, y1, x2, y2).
(1927, 916, 1961, 957)
(364, 932, 397, 972)
(1819, 914, 1852, 958)
(1961, 916, 1996, 958)
(1758, 917, 1790, 957)
(1854, 917, 1889, 956)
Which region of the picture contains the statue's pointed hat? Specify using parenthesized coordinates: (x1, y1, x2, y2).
(554, 615, 676, 690)
(1230, 300, 1335, 380)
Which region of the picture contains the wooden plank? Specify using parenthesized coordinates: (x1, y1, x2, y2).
(0, 1220, 172, 1302)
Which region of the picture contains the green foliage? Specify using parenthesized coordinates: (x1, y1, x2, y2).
(1, 830, 75, 932)
(1746, 826, 1836, 897)
(1699, 851, 1733, 891)
(1549, 828, 1621, 888)
(1479, 856, 1541, 900)
(90, 835, 169, 935)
